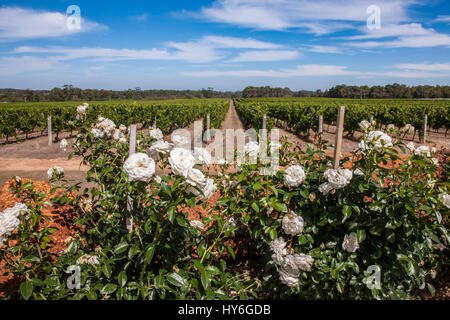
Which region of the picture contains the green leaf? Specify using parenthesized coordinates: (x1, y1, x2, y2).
(251, 202, 260, 213)
(102, 264, 112, 279)
(20, 281, 33, 300)
(273, 203, 287, 213)
(357, 229, 366, 243)
(167, 206, 175, 223)
(427, 283, 436, 297)
(167, 273, 188, 288)
(201, 270, 211, 290)
(118, 271, 127, 287)
(342, 205, 352, 222)
(226, 244, 235, 260)
(145, 246, 155, 264)
(114, 242, 129, 254)
(101, 283, 118, 295)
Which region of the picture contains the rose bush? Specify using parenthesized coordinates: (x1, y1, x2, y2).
(0, 113, 448, 300)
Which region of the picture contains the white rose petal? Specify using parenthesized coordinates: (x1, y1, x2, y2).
(342, 232, 360, 253)
(358, 131, 393, 153)
(185, 168, 206, 188)
(284, 165, 306, 187)
(47, 166, 64, 180)
(123, 153, 156, 182)
(194, 147, 212, 166)
(149, 128, 164, 140)
(172, 135, 189, 147)
(169, 148, 195, 177)
(282, 213, 304, 236)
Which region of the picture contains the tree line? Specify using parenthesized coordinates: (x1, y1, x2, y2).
(1, 84, 449, 103)
(241, 84, 450, 99)
(0, 85, 235, 103)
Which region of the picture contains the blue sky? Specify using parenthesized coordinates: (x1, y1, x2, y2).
(0, 0, 449, 91)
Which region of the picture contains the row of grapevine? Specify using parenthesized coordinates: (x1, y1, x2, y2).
(0, 99, 230, 142)
(234, 98, 450, 137)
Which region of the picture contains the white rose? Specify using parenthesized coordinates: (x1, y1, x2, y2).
(414, 146, 431, 157)
(189, 220, 205, 231)
(244, 141, 259, 158)
(60, 139, 68, 151)
(386, 124, 395, 132)
(149, 128, 164, 140)
(278, 269, 299, 287)
(270, 237, 287, 255)
(123, 153, 155, 182)
(76, 105, 87, 115)
(292, 253, 314, 272)
(172, 135, 189, 147)
(282, 213, 304, 236)
(342, 232, 360, 253)
(154, 176, 162, 184)
(47, 166, 64, 180)
(358, 131, 393, 152)
(200, 178, 217, 200)
(119, 124, 127, 132)
(323, 168, 353, 193)
(359, 120, 371, 132)
(149, 140, 173, 155)
(284, 165, 306, 187)
(168, 148, 195, 177)
(194, 147, 212, 166)
(439, 193, 450, 209)
(406, 142, 415, 153)
(185, 168, 206, 188)
(354, 168, 364, 176)
(90, 128, 104, 139)
(0, 211, 21, 243)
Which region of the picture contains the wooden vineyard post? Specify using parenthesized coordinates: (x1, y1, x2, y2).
(333, 106, 345, 170)
(48, 116, 52, 146)
(262, 114, 267, 130)
(422, 114, 428, 143)
(126, 124, 137, 233)
(206, 114, 211, 142)
(153, 116, 157, 129)
(318, 115, 323, 134)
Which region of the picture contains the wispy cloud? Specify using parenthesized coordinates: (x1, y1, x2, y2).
(5, 35, 293, 75)
(131, 13, 149, 22)
(182, 64, 358, 78)
(0, 7, 107, 42)
(181, 63, 450, 79)
(228, 50, 299, 62)
(190, 0, 412, 34)
(305, 45, 343, 54)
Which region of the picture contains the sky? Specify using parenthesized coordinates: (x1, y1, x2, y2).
(0, 0, 449, 91)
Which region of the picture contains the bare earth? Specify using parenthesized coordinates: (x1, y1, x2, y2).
(0, 99, 449, 187)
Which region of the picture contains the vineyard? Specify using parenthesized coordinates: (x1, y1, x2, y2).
(0, 99, 230, 142)
(235, 98, 450, 138)
(0, 98, 449, 301)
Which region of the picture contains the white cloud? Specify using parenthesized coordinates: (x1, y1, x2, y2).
(345, 23, 434, 40)
(182, 64, 358, 78)
(346, 33, 450, 48)
(305, 45, 343, 54)
(392, 62, 450, 72)
(193, 0, 412, 34)
(9, 35, 291, 70)
(228, 50, 299, 62)
(181, 63, 450, 79)
(0, 55, 62, 76)
(435, 15, 450, 23)
(132, 13, 148, 22)
(0, 7, 107, 42)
